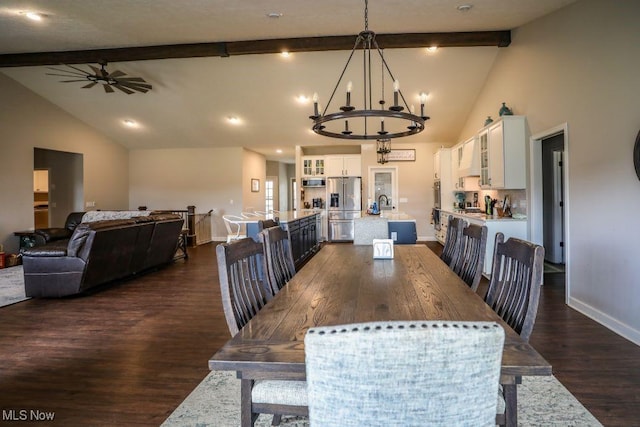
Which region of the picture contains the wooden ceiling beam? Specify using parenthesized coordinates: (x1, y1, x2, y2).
(0, 31, 510, 67)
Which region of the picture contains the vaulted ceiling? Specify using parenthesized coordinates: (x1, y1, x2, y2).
(0, 1, 576, 161)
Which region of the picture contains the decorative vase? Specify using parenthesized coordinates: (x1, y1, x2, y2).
(499, 102, 513, 116)
(484, 116, 494, 126)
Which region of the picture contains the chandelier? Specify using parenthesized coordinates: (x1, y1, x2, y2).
(309, 0, 429, 140)
(376, 138, 391, 164)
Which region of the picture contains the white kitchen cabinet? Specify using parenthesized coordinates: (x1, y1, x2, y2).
(33, 170, 49, 193)
(302, 156, 325, 177)
(325, 155, 361, 177)
(479, 116, 527, 189)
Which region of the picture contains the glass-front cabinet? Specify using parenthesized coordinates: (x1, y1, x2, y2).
(302, 156, 325, 177)
(479, 130, 490, 187)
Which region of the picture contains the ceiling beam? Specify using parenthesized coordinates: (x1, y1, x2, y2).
(0, 31, 510, 67)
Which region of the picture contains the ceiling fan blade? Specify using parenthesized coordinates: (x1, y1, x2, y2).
(109, 70, 126, 78)
(59, 79, 90, 83)
(63, 64, 92, 76)
(103, 84, 115, 93)
(46, 67, 88, 77)
(88, 65, 101, 75)
(82, 82, 98, 89)
(46, 72, 87, 78)
(117, 77, 147, 82)
(113, 84, 135, 95)
(118, 81, 152, 90)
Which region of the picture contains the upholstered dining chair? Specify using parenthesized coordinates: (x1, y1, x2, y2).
(452, 223, 488, 292)
(222, 214, 246, 243)
(258, 225, 296, 295)
(216, 238, 307, 426)
(305, 320, 505, 427)
(485, 232, 545, 426)
(440, 216, 465, 268)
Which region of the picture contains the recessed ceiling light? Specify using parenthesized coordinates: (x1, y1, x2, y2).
(276, 149, 283, 154)
(227, 116, 241, 125)
(426, 46, 438, 53)
(20, 11, 45, 21)
(457, 4, 473, 12)
(267, 12, 283, 18)
(281, 51, 291, 58)
(296, 95, 309, 104)
(123, 119, 138, 127)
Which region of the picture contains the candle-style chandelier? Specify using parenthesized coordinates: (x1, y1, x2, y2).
(376, 138, 391, 164)
(309, 0, 429, 140)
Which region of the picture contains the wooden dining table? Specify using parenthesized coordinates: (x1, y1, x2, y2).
(209, 244, 552, 426)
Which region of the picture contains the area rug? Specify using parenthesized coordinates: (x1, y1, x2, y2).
(162, 370, 602, 427)
(0, 265, 30, 308)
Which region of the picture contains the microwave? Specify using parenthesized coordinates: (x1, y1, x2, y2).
(302, 178, 325, 187)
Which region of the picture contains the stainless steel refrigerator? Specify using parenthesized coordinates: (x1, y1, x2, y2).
(327, 176, 362, 241)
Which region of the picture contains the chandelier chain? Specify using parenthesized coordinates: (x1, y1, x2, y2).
(364, 0, 369, 32)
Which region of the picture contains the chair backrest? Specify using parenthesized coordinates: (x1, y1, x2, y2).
(241, 212, 262, 218)
(440, 216, 464, 267)
(216, 238, 272, 336)
(452, 223, 488, 292)
(305, 320, 505, 427)
(257, 218, 279, 232)
(258, 225, 296, 295)
(222, 214, 244, 237)
(484, 233, 545, 342)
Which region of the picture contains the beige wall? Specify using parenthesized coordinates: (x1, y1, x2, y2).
(0, 73, 129, 254)
(242, 149, 266, 213)
(460, 0, 640, 343)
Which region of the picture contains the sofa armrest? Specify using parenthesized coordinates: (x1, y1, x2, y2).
(22, 242, 68, 257)
(35, 228, 72, 243)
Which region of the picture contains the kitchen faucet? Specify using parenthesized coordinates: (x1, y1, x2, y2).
(378, 194, 389, 207)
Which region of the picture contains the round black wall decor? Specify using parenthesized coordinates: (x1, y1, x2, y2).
(635, 129, 640, 180)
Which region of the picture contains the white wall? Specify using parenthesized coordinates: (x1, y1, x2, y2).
(0, 73, 129, 254)
(459, 0, 640, 344)
(129, 147, 245, 240)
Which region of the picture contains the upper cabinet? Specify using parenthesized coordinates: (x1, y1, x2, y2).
(479, 116, 527, 189)
(33, 170, 49, 193)
(452, 137, 480, 191)
(325, 155, 361, 177)
(302, 156, 325, 177)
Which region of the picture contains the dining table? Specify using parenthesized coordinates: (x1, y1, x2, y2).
(209, 244, 552, 427)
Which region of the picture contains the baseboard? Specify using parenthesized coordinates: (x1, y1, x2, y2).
(568, 296, 640, 346)
(420, 236, 437, 241)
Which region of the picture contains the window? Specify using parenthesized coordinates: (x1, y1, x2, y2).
(265, 178, 274, 212)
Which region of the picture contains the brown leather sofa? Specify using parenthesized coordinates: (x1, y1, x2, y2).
(22, 213, 184, 298)
(33, 211, 86, 246)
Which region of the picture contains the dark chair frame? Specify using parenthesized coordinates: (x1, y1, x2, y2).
(440, 215, 464, 268)
(258, 225, 296, 296)
(452, 223, 488, 292)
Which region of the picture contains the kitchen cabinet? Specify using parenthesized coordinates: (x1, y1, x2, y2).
(302, 156, 325, 176)
(280, 212, 320, 269)
(433, 148, 454, 210)
(33, 170, 49, 193)
(325, 155, 361, 177)
(452, 136, 481, 191)
(479, 116, 527, 189)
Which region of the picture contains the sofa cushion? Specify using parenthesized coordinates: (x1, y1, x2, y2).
(22, 241, 69, 257)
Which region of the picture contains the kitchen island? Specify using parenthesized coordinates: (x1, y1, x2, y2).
(245, 210, 321, 269)
(438, 209, 527, 276)
(353, 212, 417, 245)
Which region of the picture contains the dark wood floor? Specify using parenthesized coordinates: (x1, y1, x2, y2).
(0, 242, 639, 426)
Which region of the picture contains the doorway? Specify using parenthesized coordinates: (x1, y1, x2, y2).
(34, 148, 84, 227)
(529, 124, 569, 302)
(368, 166, 398, 212)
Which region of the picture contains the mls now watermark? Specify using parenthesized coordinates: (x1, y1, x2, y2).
(2, 409, 55, 422)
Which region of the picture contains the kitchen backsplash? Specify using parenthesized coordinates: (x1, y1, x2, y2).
(458, 189, 527, 215)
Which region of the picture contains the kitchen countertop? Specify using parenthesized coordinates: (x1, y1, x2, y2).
(441, 209, 527, 222)
(257, 210, 320, 223)
(360, 211, 416, 222)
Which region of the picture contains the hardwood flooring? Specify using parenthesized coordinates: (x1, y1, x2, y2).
(0, 242, 638, 426)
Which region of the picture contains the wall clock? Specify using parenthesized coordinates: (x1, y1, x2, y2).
(635, 129, 640, 180)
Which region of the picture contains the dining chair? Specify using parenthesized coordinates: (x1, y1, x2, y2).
(305, 320, 505, 427)
(484, 232, 544, 426)
(440, 215, 464, 268)
(258, 225, 296, 295)
(222, 214, 246, 243)
(216, 238, 307, 426)
(452, 223, 488, 292)
(257, 218, 279, 232)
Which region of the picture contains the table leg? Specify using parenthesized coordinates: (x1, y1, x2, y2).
(241, 379, 256, 427)
(503, 381, 518, 427)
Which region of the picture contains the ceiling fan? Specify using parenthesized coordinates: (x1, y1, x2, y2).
(46, 60, 152, 94)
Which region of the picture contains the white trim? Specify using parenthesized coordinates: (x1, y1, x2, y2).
(569, 297, 640, 346)
(529, 123, 570, 303)
(367, 165, 399, 212)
